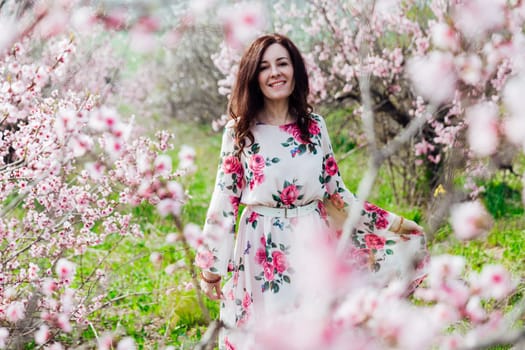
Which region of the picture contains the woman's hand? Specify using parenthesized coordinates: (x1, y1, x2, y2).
(200, 271, 223, 300)
(391, 216, 423, 234)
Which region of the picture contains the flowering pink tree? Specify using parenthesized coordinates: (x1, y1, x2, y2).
(0, 1, 205, 348)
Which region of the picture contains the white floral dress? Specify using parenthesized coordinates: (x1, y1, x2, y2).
(199, 114, 427, 349)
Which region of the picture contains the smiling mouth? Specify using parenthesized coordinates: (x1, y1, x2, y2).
(269, 81, 286, 87)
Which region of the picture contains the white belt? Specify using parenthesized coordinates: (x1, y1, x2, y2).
(249, 201, 319, 218)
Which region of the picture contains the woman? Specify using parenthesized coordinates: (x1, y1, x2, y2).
(197, 33, 427, 348)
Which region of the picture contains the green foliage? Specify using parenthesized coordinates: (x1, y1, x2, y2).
(481, 179, 524, 219)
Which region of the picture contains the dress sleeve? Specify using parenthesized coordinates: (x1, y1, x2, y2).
(317, 114, 399, 233)
(197, 122, 244, 276)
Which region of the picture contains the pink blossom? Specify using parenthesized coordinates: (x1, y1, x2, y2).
(471, 264, 515, 300)
(165, 233, 179, 244)
(453, 0, 506, 40)
(38, 9, 68, 38)
(431, 22, 460, 52)
(149, 252, 163, 266)
(456, 54, 483, 85)
(0, 19, 16, 53)
(156, 198, 182, 217)
(154, 155, 172, 176)
(97, 333, 114, 350)
(6, 301, 25, 322)
(466, 101, 500, 157)
(406, 51, 457, 104)
(178, 145, 196, 172)
(57, 313, 72, 332)
(117, 336, 137, 350)
(465, 296, 487, 323)
(220, 2, 267, 48)
(42, 278, 59, 296)
(183, 223, 203, 249)
(450, 201, 492, 240)
(503, 75, 525, 145)
(55, 258, 76, 281)
(195, 249, 214, 269)
(428, 255, 466, 288)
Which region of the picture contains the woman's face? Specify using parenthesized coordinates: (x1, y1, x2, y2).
(257, 43, 295, 103)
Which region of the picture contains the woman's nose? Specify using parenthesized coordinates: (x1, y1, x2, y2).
(270, 64, 280, 77)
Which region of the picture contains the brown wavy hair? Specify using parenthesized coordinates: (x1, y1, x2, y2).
(228, 33, 313, 155)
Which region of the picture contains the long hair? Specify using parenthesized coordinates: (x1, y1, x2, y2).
(228, 33, 312, 155)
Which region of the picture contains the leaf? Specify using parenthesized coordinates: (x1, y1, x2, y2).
(255, 275, 262, 281)
(298, 144, 307, 153)
(284, 180, 291, 187)
(325, 175, 332, 183)
(386, 240, 396, 245)
(271, 157, 279, 163)
(283, 275, 291, 283)
(235, 299, 242, 306)
(319, 175, 325, 184)
(239, 264, 245, 271)
(210, 267, 218, 273)
(252, 221, 258, 229)
(279, 243, 286, 251)
(272, 282, 280, 293)
(281, 142, 290, 147)
(287, 137, 294, 143)
(386, 249, 393, 255)
(262, 281, 269, 292)
(251, 143, 260, 153)
(272, 194, 281, 202)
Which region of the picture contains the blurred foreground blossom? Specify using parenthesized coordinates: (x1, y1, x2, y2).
(450, 201, 493, 240)
(55, 258, 76, 281)
(406, 51, 457, 104)
(466, 101, 500, 157)
(220, 2, 267, 49)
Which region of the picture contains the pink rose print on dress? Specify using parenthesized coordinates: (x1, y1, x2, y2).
(280, 123, 306, 143)
(324, 156, 339, 176)
(364, 233, 386, 250)
(263, 262, 275, 281)
(248, 154, 265, 172)
(242, 290, 252, 310)
(273, 180, 304, 207)
(361, 201, 391, 231)
(247, 211, 259, 229)
(254, 233, 292, 293)
(279, 117, 323, 156)
(229, 196, 240, 216)
(224, 337, 236, 350)
(255, 248, 266, 265)
(308, 120, 321, 135)
(280, 184, 298, 206)
(272, 250, 288, 273)
(222, 155, 242, 175)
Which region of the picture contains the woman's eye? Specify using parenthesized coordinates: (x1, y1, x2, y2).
(279, 62, 288, 66)
(259, 66, 269, 71)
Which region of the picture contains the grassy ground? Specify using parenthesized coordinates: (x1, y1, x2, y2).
(81, 119, 524, 348)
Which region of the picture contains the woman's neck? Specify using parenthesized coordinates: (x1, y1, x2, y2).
(258, 100, 293, 125)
